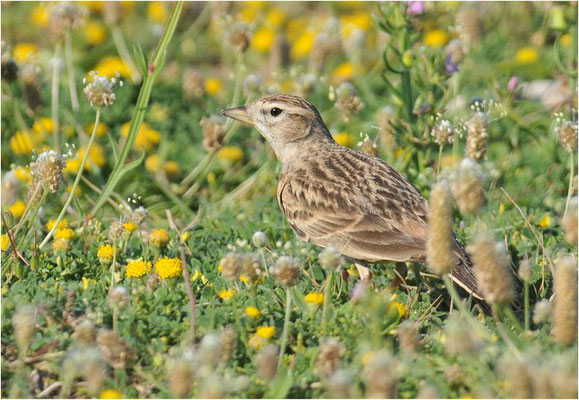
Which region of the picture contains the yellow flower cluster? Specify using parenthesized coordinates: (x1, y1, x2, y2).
(516, 47, 538, 65)
(2, 234, 10, 252)
(145, 154, 180, 178)
(64, 144, 106, 173)
(93, 56, 132, 79)
(121, 122, 161, 152)
(84, 122, 108, 138)
(126, 259, 151, 278)
(424, 29, 449, 47)
(245, 306, 261, 318)
(256, 326, 275, 339)
(53, 239, 71, 252)
(123, 222, 137, 233)
(219, 289, 236, 300)
(305, 292, 324, 305)
(217, 146, 244, 162)
(204, 78, 222, 97)
(13, 43, 38, 63)
(155, 257, 182, 279)
(9, 201, 26, 219)
(55, 228, 75, 241)
(9, 132, 35, 156)
(147, 1, 168, 24)
(32, 118, 54, 142)
(97, 244, 115, 264)
(46, 219, 68, 231)
(333, 132, 356, 147)
(13, 166, 32, 182)
(84, 21, 107, 46)
(149, 228, 170, 248)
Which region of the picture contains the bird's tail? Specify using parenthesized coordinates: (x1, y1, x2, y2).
(450, 241, 484, 301)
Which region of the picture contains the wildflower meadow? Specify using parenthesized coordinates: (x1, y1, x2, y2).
(1, 2, 578, 399)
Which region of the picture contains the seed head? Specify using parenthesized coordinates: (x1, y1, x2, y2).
(397, 320, 421, 353)
(83, 71, 121, 108)
(443, 313, 484, 356)
(551, 256, 578, 345)
(465, 112, 488, 161)
(467, 235, 515, 306)
(446, 39, 465, 64)
(561, 197, 578, 245)
(228, 23, 250, 53)
(108, 221, 125, 241)
(198, 333, 221, 368)
(103, 2, 122, 25)
(318, 247, 345, 271)
(533, 299, 551, 325)
(326, 369, 353, 398)
(108, 286, 130, 309)
(73, 319, 97, 346)
(49, 2, 87, 37)
(167, 352, 195, 398)
(426, 182, 458, 275)
(241, 253, 262, 283)
(377, 106, 397, 154)
(182, 67, 204, 99)
(30, 150, 66, 193)
(455, 8, 481, 51)
(315, 338, 346, 376)
(335, 83, 363, 121)
(270, 256, 302, 286)
(431, 119, 455, 145)
(149, 228, 170, 248)
(498, 354, 533, 399)
(557, 121, 578, 153)
(219, 325, 237, 364)
(255, 344, 278, 380)
(251, 231, 267, 248)
(518, 258, 532, 283)
(131, 206, 148, 225)
(451, 158, 485, 214)
(363, 351, 398, 399)
(12, 305, 36, 352)
(201, 115, 226, 152)
(359, 136, 378, 156)
(219, 252, 243, 281)
(243, 74, 263, 96)
(82, 348, 107, 397)
(97, 329, 136, 369)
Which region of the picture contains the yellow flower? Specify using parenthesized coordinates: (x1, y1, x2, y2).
(125, 259, 151, 278)
(147, 1, 168, 24)
(248, 333, 267, 349)
(32, 118, 54, 141)
(205, 78, 222, 96)
(217, 146, 244, 162)
(150, 103, 170, 122)
(333, 132, 356, 147)
(123, 222, 137, 233)
(539, 214, 550, 228)
(347, 264, 359, 277)
(53, 238, 71, 252)
(2, 234, 10, 252)
(245, 306, 261, 318)
(239, 1, 265, 22)
(149, 228, 170, 248)
(84, 21, 107, 46)
(516, 47, 538, 65)
(252, 27, 275, 53)
(361, 351, 375, 366)
(561, 33, 571, 48)
(97, 244, 115, 264)
(256, 326, 275, 339)
(164, 161, 180, 178)
(67, 185, 82, 196)
(219, 289, 235, 300)
(121, 122, 161, 152)
(83, 143, 106, 170)
(84, 122, 108, 138)
(155, 257, 183, 279)
(388, 301, 408, 318)
(332, 62, 354, 83)
(31, 4, 49, 27)
(46, 219, 68, 231)
(424, 29, 449, 47)
(145, 154, 161, 173)
(13, 43, 38, 63)
(266, 9, 286, 28)
(64, 159, 80, 174)
(99, 389, 123, 399)
(10, 131, 35, 156)
(93, 56, 132, 79)
(9, 201, 26, 219)
(341, 13, 372, 39)
(291, 31, 315, 59)
(180, 232, 190, 242)
(55, 228, 75, 241)
(305, 292, 324, 305)
(13, 166, 31, 182)
(82, 276, 97, 291)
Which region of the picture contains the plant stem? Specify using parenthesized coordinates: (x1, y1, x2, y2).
(523, 282, 530, 331)
(564, 151, 574, 218)
(40, 108, 101, 250)
(64, 32, 79, 113)
(52, 44, 61, 150)
(321, 271, 334, 332)
(179, 249, 197, 342)
(442, 275, 470, 316)
(278, 288, 292, 368)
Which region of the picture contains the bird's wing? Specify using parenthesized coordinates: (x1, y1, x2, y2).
(278, 149, 429, 263)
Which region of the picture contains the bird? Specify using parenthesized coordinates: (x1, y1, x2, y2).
(222, 94, 483, 300)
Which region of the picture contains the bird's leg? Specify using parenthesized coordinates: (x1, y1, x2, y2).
(355, 263, 372, 281)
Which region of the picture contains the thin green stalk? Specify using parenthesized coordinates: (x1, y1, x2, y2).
(442, 275, 470, 316)
(64, 32, 79, 113)
(437, 145, 443, 176)
(15, 191, 48, 255)
(523, 282, 530, 331)
(401, 68, 415, 124)
(52, 44, 61, 150)
(40, 109, 101, 249)
(564, 151, 574, 218)
(278, 289, 292, 368)
(11, 183, 42, 239)
(89, 1, 183, 217)
(110, 240, 117, 291)
(321, 271, 334, 332)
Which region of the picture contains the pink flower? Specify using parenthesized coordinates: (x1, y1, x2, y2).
(407, 1, 425, 15)
(508, 76, 519, 93)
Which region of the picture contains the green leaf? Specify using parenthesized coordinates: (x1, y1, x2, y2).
(264, 366, 293, 399)
(106, 131, 119, 165)
(132, 43, 148, 77)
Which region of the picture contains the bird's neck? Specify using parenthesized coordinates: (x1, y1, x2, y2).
(276, 129, 335, 168)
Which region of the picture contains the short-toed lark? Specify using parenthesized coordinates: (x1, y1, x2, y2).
(223, 94, 482, 300)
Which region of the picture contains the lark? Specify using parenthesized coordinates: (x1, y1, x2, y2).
(223, 94, 482, 299)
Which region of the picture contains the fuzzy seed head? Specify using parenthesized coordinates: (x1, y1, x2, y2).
(73, 319, 97, 345)
(49, 2, 87, 37)
(83, 71, 119, 108)
(167, 354, 195, 398)
(219, 252, 243, 281)
(467, 235, 514, 306)
(108, 286, 130, 309)
(201, 115, 226, 152)
(243, 74, 263, 96)
(219, 325, 237, 364)
(12, 305, 36, 351)
(498, 354, 533, 399)
(451, 158, 485, 214)
(335, 82, 363, 120)
(533, 299, 551, 325)
(561, 197, 578, 245)
(518, 258, 532, 283)
(228, 23, 250, 53)
(30, 150, 65, 193)
(131, 206, 148, 225)
(444, 313, 484, 356)
(97, 329, 136, 369)
(256, 344, 279, 380)
(82, 348, 107, 397)
(431, 119, 455, 145)
(270, 256, 302, 286)
(363, 351, 398, 399)
(198, 333, 221, 368)
(251, 231, 267, 248)
(551, 256, 578, 345)
(108, 221, 125, 241)
(326, 369, 353, 398)
(241, 253, 263, 283)
(359, 137, 378, 156)
(426, 182, 458, 275)
(318, 247, 345, 271)
(558, 121, 578, 153)
(315, 338, 346, 376)
(446, 39, 465, 64)
(455, 8, 481, 50)
(465, 112, 488, 160)
(182, 67, 204, 99)
(397, 320, 421, 353)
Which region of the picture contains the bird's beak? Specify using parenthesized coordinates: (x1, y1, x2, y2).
(221, 106, 253, 125)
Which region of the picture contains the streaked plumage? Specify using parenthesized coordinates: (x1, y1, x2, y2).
(223, 94, 482, 299)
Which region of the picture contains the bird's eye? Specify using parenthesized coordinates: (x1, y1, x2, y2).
(270, 107, 283, 117)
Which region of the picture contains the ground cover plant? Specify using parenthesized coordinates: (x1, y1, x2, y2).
(1, 1, 578, 399)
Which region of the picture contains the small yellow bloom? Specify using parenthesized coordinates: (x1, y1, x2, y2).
(539, 214, 550, 228)
(93, 56, 132, 79)
(266, 9, 286, 28)
(164, 161, 180, 178)
(13, 43, 38, 63)
(84, 21, 107, 46)
(84, 122, 108, 138)
(424, 29, 449, 47)
(2, 234, 10, 252)
(125, 259, 151, 278)
(82, 276, 96, 291)
(67, 185, 82, 196)
(248, 333, 267, 349)
(10, 131, 35, 156)
(180, 232, 190, 242)
(388, 301, 408, 318)
(53, 239, 71, 252)
(46, 219, 68, 231)
(13, 166, 31, 182)
(147, 1, 168, 24)
(145, 154, 161, 173)
(256, 326, 275, 339)
(515, 47, 539, 65)
(149, 228, 170, 248)
(97, 244, 115, 264)
(207, 171, 216, 184)
(121, 122, 161, 152)
(99, 389, 123, 399)
(332, 62, 355, 83)
(333, 132, 356, 147)
(9, 201, 26, 219)
(205, 78, 222, 97)
(498, 203, 505, 216)
(123, 222, 137, 233)
(31, 4, 49, 27)
(291, 31, 315, 59)
(64, 159, 81, 174)
(252, 27, 275, 53)
(217, 146, 244, 162)
(347, 264, 359, 277)
(560, 33, 571, 47)
(219, 289, 236, 300)
(32, 118, 54, 141)
(245, 306, 261, 318)
(239, 274, 250, 284)
(154, 257, 183, 279)
(340, 13, 372, 39)
(361, 351, 374, 366)
(305, 292, 324, 305)
(55, 228, 75, 241)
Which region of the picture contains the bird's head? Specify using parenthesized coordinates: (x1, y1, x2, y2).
(222, 94, 332, 163)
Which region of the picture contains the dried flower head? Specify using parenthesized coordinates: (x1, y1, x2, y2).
(326, 369, 353, 398)
(30, 150, 66, 193)
(426, 182, 458, 275)
(397, 320, 421, 353)
(562, 197, 578, 245)
(465, 112, 488, 161)
(431, 118, 455, 145)
(12, 305, 36, 352)
(198, 333, 221, 368)
(53, 238, 70, 252)
(49, 2, 87, 37)
(455, 7, 481, 52)
(82, 348, 107, 397)
(335, 82, 363, 121)
(243, 74, 263, 96)
(451, 158, 485, 214)
(444, 313, 484, 355)
(219, 252, 243, 281)
(97, 329, 136, 369)
(533, 299, 551, 325)
(318, 246, 345, 271)
(551, 256, 578, 345)
(131, 206, 148, 225)
(241, 254, 262, 283)
(363, 351, 398, 398)
(220, 325, 237, 364)
(377, 106, 397, 154)
(518, 258, 532, 283)
(108, 221, 125, 241)
(358, 135, 378, 156)
(315, 338, 346, 376)
(228, 23, 250, 53)
(83, 71, 122, 108)
(108, 286, 130, 309)
(498, 354, 533, 399)
(251, 231, 267, 248)
(73, 319, 97, 346)
(149, 228, 170, 248)
(182, 67, 204, 99)
(201, 115, 226, 152)
(167, 352, 195, 398)
(256, 344, 278, 380)
(557, 120, 578, 153)
(270, 256, 302, 286)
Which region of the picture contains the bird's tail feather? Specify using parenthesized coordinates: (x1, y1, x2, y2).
(450, 242, 484, 301)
